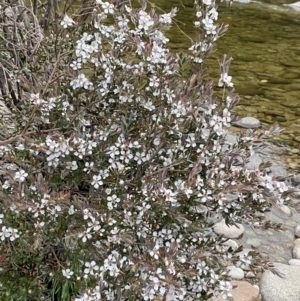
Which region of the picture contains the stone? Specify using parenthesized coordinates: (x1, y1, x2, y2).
(246, 238, 261, 248)
(214, 281, 259, 301)
(246, 271, 256, 278)
(283, 1, 300, 10)
(276, 204, 292, 217)
(247, 153, 263, 170)
(288, 259, 300, 266)
(295, 225, 300, 238)
(227, 266, 245, 280)
(222, 239, 239, 251)
(260, 263, 300, 301)
(293, 238, 300, 259)
(291, 173, 300, 185)
(232, 117, 261, 129)
(213, 219, 245, 239)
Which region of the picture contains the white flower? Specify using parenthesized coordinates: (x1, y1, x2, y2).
(100, 1, 115, 14)
(70, 73, 93, 90)
(84, 261, 99, 275)
(66, 161, 78, 170)
(70, 60, 82, 70)
(194, 21, 201, 27)
(34, 221, 45, 229)
(160, 13, 172, 24)
(0, 226, 11, 241)
(149, 76, 160, 88)
(202, 0, 212, 5)
(14, 170, 28, 182)
(62, 268, 74, 279)
(30, 93, 45, 105)
(218, 73, 234, 87)
(91, 174, 103, 189)
(138, 11, 154, 31)
(68, 205, 76, 215)
(219, 280, 233, 299)
(3, 180, 10, 189)
(78, 230, 92, 243)
(61, 15, 75, 28)
(107, 194, 120, 210)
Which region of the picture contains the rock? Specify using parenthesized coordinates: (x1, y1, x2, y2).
(227, 266, 245, 280)
(283, 1, 300, 11)
(214, 281, 259, 301)
(288, 259, 300, 266)
(291, 173, 300, 185)
(246, 271, 256, 278)
(293, 238, 300, 259)
(222, 239, 239, 251)
(246, 238, 261, 248)
(232, 117, 261, 129)
(260, 263, 300, 301)
(295, 225, 300, 238)
(276, 204, 292, 217)
(247, 154, 263, 170)
(214, 219, 245, 239)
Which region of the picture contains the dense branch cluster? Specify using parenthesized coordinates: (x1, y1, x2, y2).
(0, 0, 294, 300)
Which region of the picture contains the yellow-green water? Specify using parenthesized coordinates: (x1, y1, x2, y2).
(151, 0, 300, 173)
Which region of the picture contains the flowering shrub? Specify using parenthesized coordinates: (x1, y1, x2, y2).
(0, 0, 295, 300)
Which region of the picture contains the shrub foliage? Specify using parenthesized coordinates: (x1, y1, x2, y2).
(0, 0, 294, 300)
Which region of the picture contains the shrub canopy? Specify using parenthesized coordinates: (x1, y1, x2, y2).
(0, 0, 293, 300)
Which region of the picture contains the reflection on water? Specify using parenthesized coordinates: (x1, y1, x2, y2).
(154, 0, 300, 171)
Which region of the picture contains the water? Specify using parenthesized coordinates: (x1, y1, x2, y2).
(151, 0, 300, 262)
(154, 0, 300, 165)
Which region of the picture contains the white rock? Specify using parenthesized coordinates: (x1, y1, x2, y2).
(295, 238, 300, 245)
(232, 116, 261, 129)
(292, 239, 300, 259)
(234, 0, 252, 3)
(283, 2, 300, 11)
(213, 219, 245, 239)
(260, 263, 300, 301)
(295, 225, 300, 238)
(289, 259, 300, 266)
(276, 204, 292, 217)
(227, 266, 245, 280)
(246, 271, 256, 278)
(252, 284, 260, 292)
(222, 239, 239, 251)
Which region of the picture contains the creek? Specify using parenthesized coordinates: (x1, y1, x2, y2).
(151, 0, 300, 262)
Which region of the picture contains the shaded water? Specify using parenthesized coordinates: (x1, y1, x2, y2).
(152, 0, 300, 262)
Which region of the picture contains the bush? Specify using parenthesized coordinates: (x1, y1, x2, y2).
(0, 0, 294, 300)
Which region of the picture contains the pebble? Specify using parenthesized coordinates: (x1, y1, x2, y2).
(213, 219, 245, 239)
(246, 271, 256, 278)
(291, 173, 300, 185)
(227, 266, 245, 280)
(276, 204, 292, 217)
(288, 259, 300, 266)
(292, 238, 300, 259)
(222, 239, 239, 251)
(295, 225, 300, 238)
(232, 116, 261, 128)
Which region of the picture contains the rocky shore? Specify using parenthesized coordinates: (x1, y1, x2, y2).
(212, 117, 300, 301)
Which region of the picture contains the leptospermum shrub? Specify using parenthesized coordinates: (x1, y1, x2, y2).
(0, 0, 294, 300)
